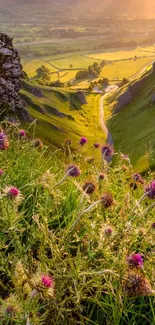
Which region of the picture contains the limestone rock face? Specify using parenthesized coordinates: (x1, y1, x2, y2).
(0, 33, 32, 121)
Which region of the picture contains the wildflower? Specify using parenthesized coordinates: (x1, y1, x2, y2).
(3, 186, 23, 203)
(145, 180, 155, 198)
(0, 131, 9, 150)
(133, 173, 144, 184)
(123, 270, 153, 298)
(127, 253, 143, 268)
(151, 222, 155, 229)
(94, 143, 100, 148)
(0, 169, 3, 175)
(66, 164, 81, 177)
(19, 129, 26, 137)
(104, 227, 113, 236)
(33, 139, 43, 148)
(83, 182, 96, 194)
(79, 137, 88, 146)
(101, 192, 113, 208)
(66, 139, 72, 145)
(41, 275, 54, 288)
(98, 173, 105, 180)
(101, 144, 114, 161)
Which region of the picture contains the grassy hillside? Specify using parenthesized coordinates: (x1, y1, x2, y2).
(20, 83, 105, 151)
(104, 70, 155, 171)
(0, 126, 155, 324)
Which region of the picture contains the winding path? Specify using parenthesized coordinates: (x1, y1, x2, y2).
(99, 85, 118, 145)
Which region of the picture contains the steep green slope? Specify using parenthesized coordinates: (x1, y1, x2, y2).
(20, 83, 105, 150)
(105, 71, 155, 171)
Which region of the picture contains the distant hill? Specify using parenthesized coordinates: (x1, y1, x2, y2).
(1, 0, 155, 18)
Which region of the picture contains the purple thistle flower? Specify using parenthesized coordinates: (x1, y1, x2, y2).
(79, 137, 88, 146)
(19, 129, 26, 137)
(0, 169, 3, 175)
(123, 271, 153, 297)
(83, 181, 96, 194)
(101, 192, 113, 208)
(101, 144, 114, 160)
(3, 186, 23, 204)
(104, 228, 113, 236)
(127, 254, 143, 268)
(0, 132, 9, 150)
(66, 164, 81, 177)
(133, 173, 144, 184)
(41, 275, 54, 288)
(7, 187, 20, 198)
(94, 143, 100, 149)
(145, 180, 155, 199)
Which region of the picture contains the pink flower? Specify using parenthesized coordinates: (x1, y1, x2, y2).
(104, 228, 112, 236)
(0, 169, 3, 175)
(127, 254, 143, 267)
(8, 187, 19, 197)
(41, 275, 54, 288)
(3, 186, 23, 203)
(79, 137, 88, 146)
(19, 129, 26, 137)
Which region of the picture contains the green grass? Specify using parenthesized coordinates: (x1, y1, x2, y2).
(51, 55, 102, 70)
(101, 57, 155, 81)
(20, 84, 105, 151)
(104, 72, 155, 171)
(0, 127, 155, 324)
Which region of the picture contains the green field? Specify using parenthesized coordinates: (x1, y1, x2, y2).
(22, 58, 57, 77)
(86, 47, 155, 61)
(101, 56, 155, 81)
(51, 55, 102, 69)
(21, 45, 155, 88)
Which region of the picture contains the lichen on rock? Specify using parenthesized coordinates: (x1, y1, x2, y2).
(0, 33, 32, 122)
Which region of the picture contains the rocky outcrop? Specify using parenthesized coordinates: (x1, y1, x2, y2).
(22, 81, 43, 98)
(44, 104, 75, 120)
(75, 91, 87, 104)
(114, 65, 155, 114)
(0, 33, 32, 121)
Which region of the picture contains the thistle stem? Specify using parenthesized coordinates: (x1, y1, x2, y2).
(141, 201, 155, 215)
(69, 200, 102, 233)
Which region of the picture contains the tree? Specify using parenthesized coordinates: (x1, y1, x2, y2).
(36, 65, 51, 81)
